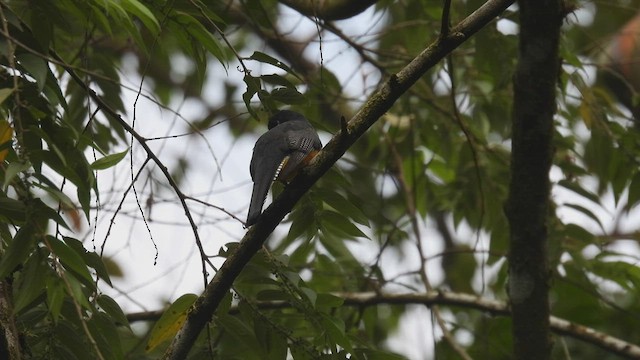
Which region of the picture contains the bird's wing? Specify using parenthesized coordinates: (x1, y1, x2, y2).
(247, 131, 288, 226)
(278, 128, 321, 181)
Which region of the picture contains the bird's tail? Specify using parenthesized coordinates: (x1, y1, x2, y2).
(246, 179, 270, 226)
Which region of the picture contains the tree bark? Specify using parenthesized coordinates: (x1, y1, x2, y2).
(0, 281, 21, 360)
(507, 1, 564, 359)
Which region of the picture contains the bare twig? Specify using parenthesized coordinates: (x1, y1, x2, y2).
(441, 0, 453, 39)
(183, 195, 245, 224)
(51, 53, 216, 282)
(100, 158, 152, 257)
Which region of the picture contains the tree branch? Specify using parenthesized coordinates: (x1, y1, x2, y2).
(279, 0, 378, 21)
(133, 291, 640, 359)
(162, 0, 515, 358)
(506, 1, 563, 359)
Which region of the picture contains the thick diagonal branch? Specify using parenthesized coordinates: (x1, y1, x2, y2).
(162, 0, 515, 358)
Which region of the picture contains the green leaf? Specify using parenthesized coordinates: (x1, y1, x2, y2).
(146, 293, 198, 352)
(562, 203, 606, 233)
(256, 289, 289, 301)
(90, 148, 129, 170)
(65, 272, 91, 309)
(627, 171, 640, 209)
(320, 313, 353, 354)
(17, 53, 48, 92)
(248, 52, 298, 78)
(260, 74, 296, 88)
(0, 226, 36, 278)
(300, 287, 317, 306)
(0, 88, 14, 105)
(63, 237, 112, 286)
(285, 200, 317, 246)
(44, 64, 67, 109)
(173, 12, 226, 66)
(88, 311, 124, 360)
(427, 157, 455, 184)
(53, 320, 90, 358)
(270, 87, 307, 105)
(318, 232, 358, 265)
(97, 294, 129, 327)
(216, 291, 233, 315)
(315, 293, 344, 311)
(587, 259, 640, 291)
(13, 252, 47, 314)
(355, 349, 407, 360)
(32, 198, 70, 230)
(316, 189, 369, 226)
(561, 223, 595, 249)
(46, 275, 65, 322)
(3, 161, 32, 190)
(288, 237, 315, 266)
(254, 317, 288, 360)
(32, 181, 76, 211)
(121, 0, 160, 34)
(47, 236, 94, 286)
(320, 210, 369, 239)
(243, 74, 261, 118)
(85, 252, 113, 286)
(557, 179, 601, 205)
(217, 314, 263, 360)
(75, 185, 90, 223)
(0, 196, 26, 223)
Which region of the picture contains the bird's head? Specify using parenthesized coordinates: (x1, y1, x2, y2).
(267, 110, 306, 129)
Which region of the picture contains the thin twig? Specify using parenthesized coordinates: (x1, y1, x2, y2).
(51, 52, 217, 280)
(183, 195, 245, 224)
(441, 0, 453, 39)
(100, 157, 151, 257)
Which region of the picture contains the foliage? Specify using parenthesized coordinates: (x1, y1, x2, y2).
(0, 0, 639, 359)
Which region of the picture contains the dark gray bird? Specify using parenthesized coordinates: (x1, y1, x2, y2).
(246, 110, 322, 226)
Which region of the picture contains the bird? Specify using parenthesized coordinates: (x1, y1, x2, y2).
(246, 110, 322, 226)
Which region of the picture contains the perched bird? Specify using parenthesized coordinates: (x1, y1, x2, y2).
(246, 110, 322, 226)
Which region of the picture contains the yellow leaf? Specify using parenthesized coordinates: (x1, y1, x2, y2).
(0, 88, 13, 105)
(145, 294, 198, 352)
(0, 120, 13, 162)
(579, 101, 593, 129)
